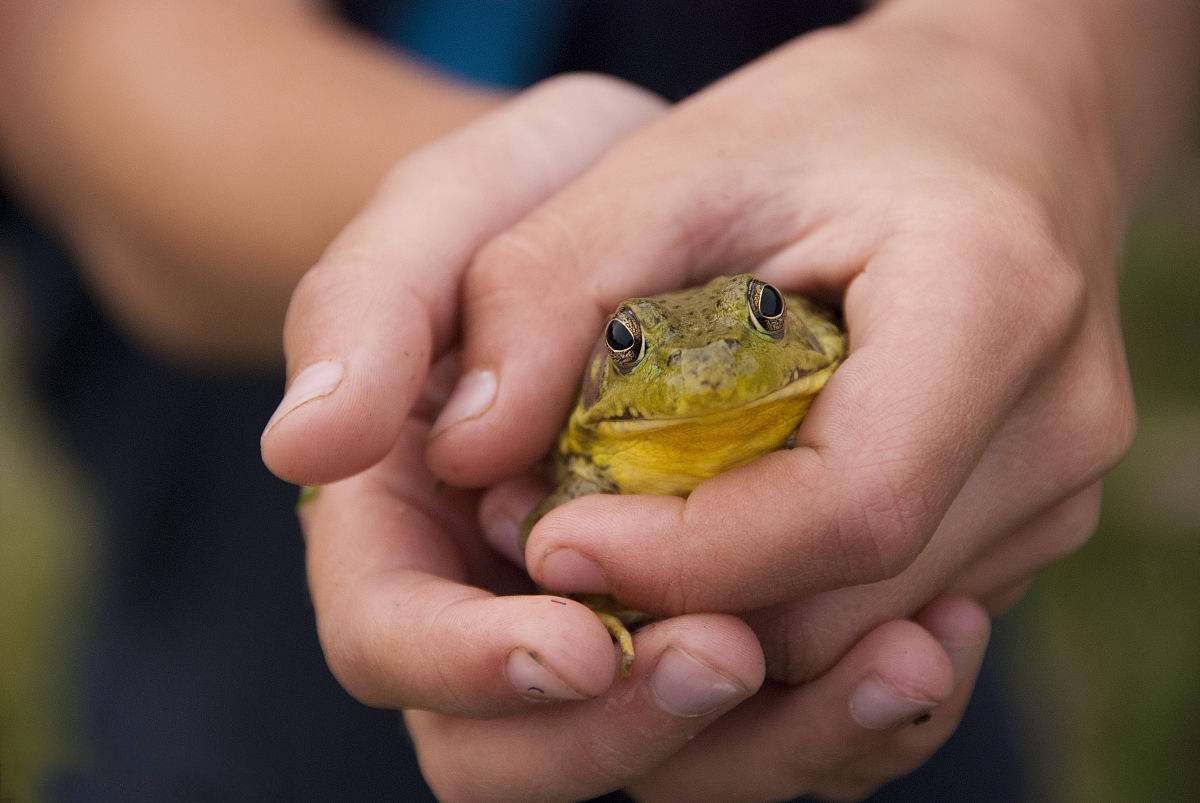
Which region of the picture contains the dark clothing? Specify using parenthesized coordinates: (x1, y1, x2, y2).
(3, 2, 1027, 799)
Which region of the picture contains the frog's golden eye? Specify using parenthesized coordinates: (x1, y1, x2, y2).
(605, 308, 644, 371)
(748, 279, 785, 338)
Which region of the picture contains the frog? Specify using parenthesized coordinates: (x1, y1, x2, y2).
(520, 273, 846, 676)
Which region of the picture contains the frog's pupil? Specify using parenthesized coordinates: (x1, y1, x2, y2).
(607, 319, 634, 351)
(760, 285, 783, 317)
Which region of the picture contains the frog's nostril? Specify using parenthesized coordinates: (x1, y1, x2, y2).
(667, 349, 682, 366)
(723, 338, 740, 349)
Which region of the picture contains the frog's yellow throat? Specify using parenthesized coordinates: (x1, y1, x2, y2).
(561, 363, 838, 498)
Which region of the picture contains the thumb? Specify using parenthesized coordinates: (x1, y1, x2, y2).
(260, 75, 664, 484)
(424, 115, 758, 485)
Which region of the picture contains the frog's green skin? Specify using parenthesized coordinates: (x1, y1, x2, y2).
(522, 274, 845, 675)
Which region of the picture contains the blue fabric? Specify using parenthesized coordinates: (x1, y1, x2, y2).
(381, 0, 568, 87)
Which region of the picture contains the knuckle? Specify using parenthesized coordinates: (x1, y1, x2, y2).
(932, 188, 1087, 346)
(642, 572, 686, 616)
(531, 70, 657, 106)
(1020, 245, 1088, 344)
(1050, 488, 1104, 560)
(1089, 380, 1137, 473)
(639, 511, 709, 613)
(470, 218, 575, 299)
(281, 249, 378, 359)
(1062, 356, 1137, 482)
(835, 468, 931, 584)
(376, 154, 421, 194)
(280, 263, 332, 356)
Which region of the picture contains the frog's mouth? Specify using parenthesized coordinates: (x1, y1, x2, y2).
(595, 363, 836, 430)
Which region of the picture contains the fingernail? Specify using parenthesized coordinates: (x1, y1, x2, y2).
(849, 674, 936, 730)
(430, 369, 496, 437)
(539, 548, 609, 594)
(264, 360, 344, 434)
(651, 647, 746, 718)
(506, 648, 586, 702)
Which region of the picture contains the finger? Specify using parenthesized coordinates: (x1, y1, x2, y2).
(422, 51, 903, 486)
(406, 614, 764, 802)
(952, 481, 1102, 596)
(422, 105, 763, 486)
(261, 74, 664, 484)
(733, 330, 1116, 681)
(303, 421, 619, 717)
(631, 597, 988, 801)
(478, 474, 549, 569)
(979, 577, 1033, 615)
(511, 226, 1084, 613)
(409, 348, 460, 421)
(833, 595, 992, 796)
(745, 482, 1099, 685)
(857, 596, 991, 781)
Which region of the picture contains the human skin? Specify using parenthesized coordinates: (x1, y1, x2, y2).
(430, 0, 1199, 672)
(262, 0, 1198, 798)
(0, 2, 971, 797)
(0, 0, 499, 363)
(271, 77, 991, 800)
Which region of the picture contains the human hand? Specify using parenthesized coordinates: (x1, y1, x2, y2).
(261, 73, 993, 800)
(425, 8, 1136, 687)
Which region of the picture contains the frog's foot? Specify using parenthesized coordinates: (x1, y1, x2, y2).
(595, 612, 636, 678)
(572, 594, 652, 678)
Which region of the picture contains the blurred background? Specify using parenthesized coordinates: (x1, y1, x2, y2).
(1, 2, 1197, 801)
(1011, 140, 1200, 800)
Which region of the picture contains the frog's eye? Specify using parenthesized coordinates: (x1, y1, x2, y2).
(748, 279, 785, 338)
(605, 308, 644, 371)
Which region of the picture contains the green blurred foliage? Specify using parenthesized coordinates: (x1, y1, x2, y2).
(0, 291, 93, 802)
(1016, 148, 1200, 800)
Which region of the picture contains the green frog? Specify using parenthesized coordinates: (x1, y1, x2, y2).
(521, 273, 845, 675)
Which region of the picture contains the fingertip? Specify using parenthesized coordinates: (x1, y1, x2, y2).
(848, 620, 955, 729)
(425, 235, 609, 486)
(637, 613, 766, 701)
(524, 494, 685, 603)
(424, 363, 574, 487)
(478, 476, 549, 568)
(263, 281, 435, 484)
(505, 595, 619, 700)
(614, 614, 765, 723)
(917, 594, 992, 644)
(261, 360, 410, 485)
(916, 594, 991, 684)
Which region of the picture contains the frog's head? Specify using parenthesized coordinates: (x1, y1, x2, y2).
(578, 274, 844, 426)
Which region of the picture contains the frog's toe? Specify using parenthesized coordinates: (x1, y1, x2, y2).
(296, 484, 321, 510)
(595, 612, 636, 678)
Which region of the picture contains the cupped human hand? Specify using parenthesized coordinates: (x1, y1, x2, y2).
(260, 71, 995, 800)
(427, 9, 1135, 687)
(300, 423, 988, 800)
(408, 594, 989, 802)
(260, 74, 667, 719)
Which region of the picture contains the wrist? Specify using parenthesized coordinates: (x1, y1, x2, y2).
(841, 3, 1125, 265)
(860, 0, 1198, 214)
